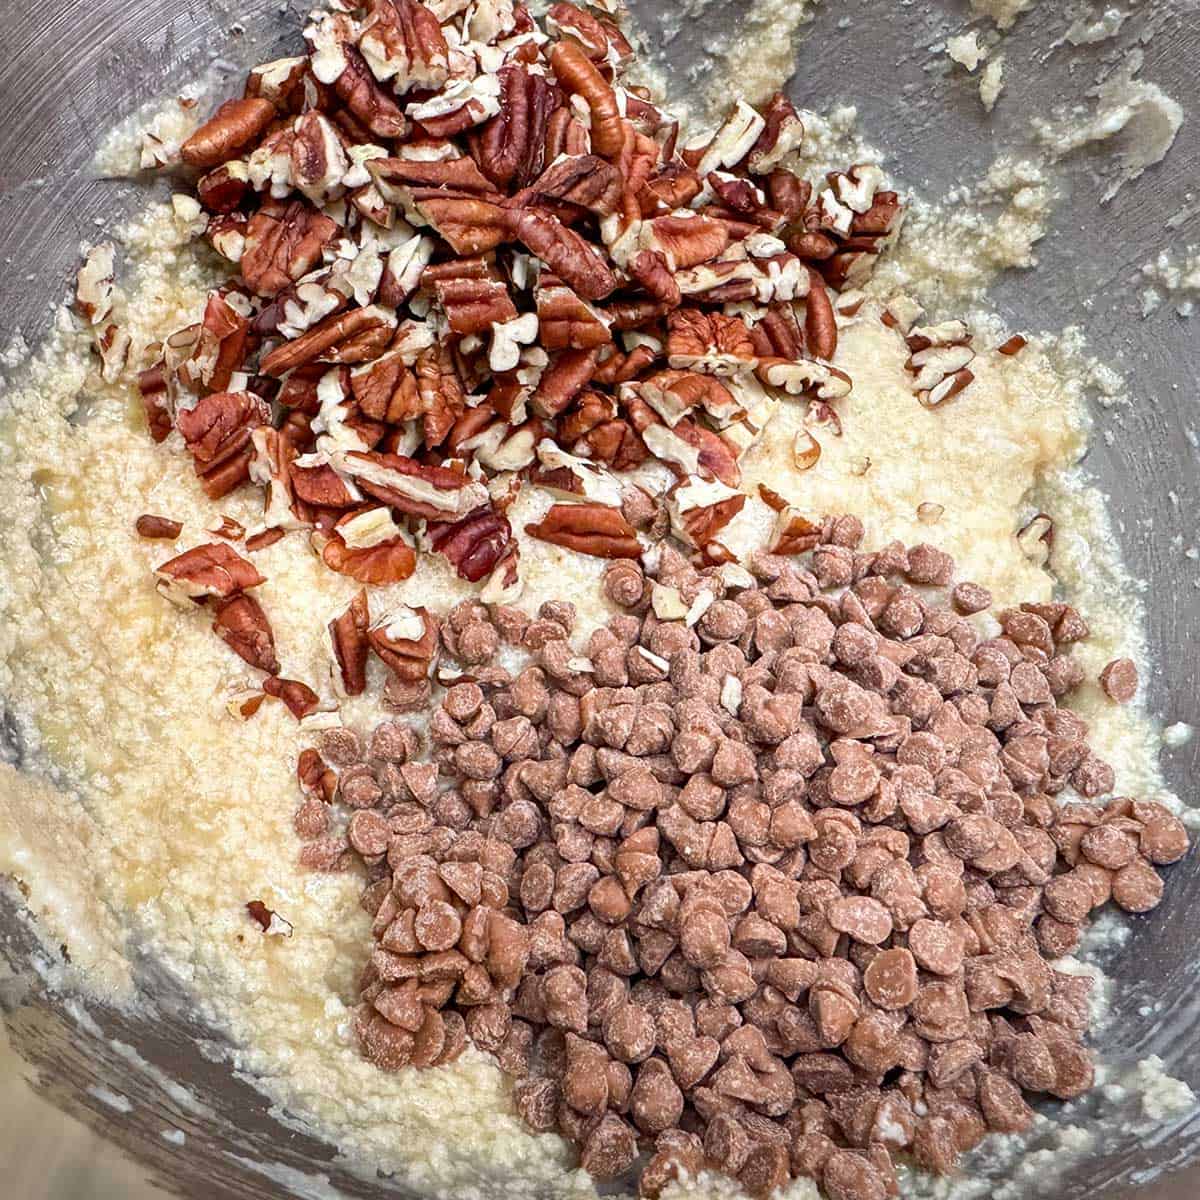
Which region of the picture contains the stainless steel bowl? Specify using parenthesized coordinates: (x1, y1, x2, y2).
(1, 0, 1197, 1196)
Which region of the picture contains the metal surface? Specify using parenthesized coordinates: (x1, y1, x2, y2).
(0, 0, 1198, 1196)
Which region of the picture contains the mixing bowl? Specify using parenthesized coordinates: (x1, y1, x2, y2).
(0, 0, 1197, 1196)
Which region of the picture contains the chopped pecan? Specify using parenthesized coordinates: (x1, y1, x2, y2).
(246, 900, 293, 937)
(198, 163, 251, 213)
(329, 589, 370, 696)
(638, 163, 703, 215)
(536, 276, 613, 350)
(333, 44, 408, 139)
(746, 93, 804, 174)
(321, 511, 418, 583)
(291, 461, 360, 508)
(805, 270, 837, 361)
(155, 542, 265, 605)
(212, 592, 280, 673)
(369, 604, 439, 681)
(667, 476, 746, 547)
(335, 449, 489, 520)
(769, 506, 821, 555)
(472, 65, 556, 190)
(244, 56, 308, 109)
(138, 363, 172, 443)
(358, 0, 449, 95)
(297, 746, 337, 802)
(241, 201, 341, 298)
(207, 213, 248, 263)
(628, 250, 681, 308)
(641, 214, 730, 271)
(428, 505, 515, 582)
(262, 675, 322, 719)
(177, 390, 271, 499)
(666, 309, 756, 374)
(435, 274, 517, 336)
(351, 351, 423, 423)
(507, 208, 617, 301)
(549, 41, 623, 158)
(416, 342, 468, 447)
(525, 502, 640, 558)
(76, 243, 116, 325)
(195, 292, 251, 394)
(527, 154, 623, 217)
(136, 514, 183, 540)
(261, 305, 397, 376)
(531, 348, 599, 418)
(181, 97, 277, 169)
(291, 111, 350, 205)
(409, 75, 502, 139)
(755, 357, 852, 401)
(414, 193, 510, 256)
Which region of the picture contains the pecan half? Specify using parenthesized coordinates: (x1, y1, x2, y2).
(549, 41, 622, 158)
(261, 305, 397, 376)
(527, 154, 623, 217)
(507, 208, 617, 301)
(525, 502, 640, 558)
(212, 592, 280, 673)
(642, 214, 730, 271)
(369, 605, 439, 681)
(241, 201, 341, 298)
(666, 309, 756, 374)
(473, 65, 556, 190)
(335, 449, 489, 520)
(329, 589, 370, 696)
(177, 390, 271, 499)
(181, 97, 277, 169)
(428, 505, 514, 582)
(155, 542, 265, 605)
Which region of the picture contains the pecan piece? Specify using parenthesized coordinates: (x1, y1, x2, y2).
(641, 214, 730, 271)
(333, 44, 408, 139)
(416, 342, 467, 448)
(320, 512, 418, 583)
(506, 208, 617, 301)
(351, 351, 423, 423)
(155, 542, 265, 605)
(263, 675, 321, 720)
(290, 462, 360, 509)
(136, 514, 183, 540)
(666, 309, 757, 374)
(358, 0, 450, 95)
(472, 65, 556, 190)
(549, 41, 623, 158)
(335, 450, 490, 520)
(428, 505, 514, 582)
(525, 502, 641, 558)
(769, 506, 822, 555)
(536, 276, 613, 350)
(805, 270, 837, 361)
(195, 292, 251, 395)
(329, 589, 370, 696)
(241, 201, 341, 298)
(261, 305, 397, 376)
(531, 348, 599, 418)
(290, 111, 350, 206)
(527, 154, 623, 217)
(181, 97, 276, 169)
(746, 93, 804, 174)
(137, 363, 172, 444)
(75, 243, 116, 325)
(435, 275, 517, 336)
(369, 605, 439, 681)
(212, 592, 280, 673)
(177, 390, 271, 499)
(667, 476, 746, 548)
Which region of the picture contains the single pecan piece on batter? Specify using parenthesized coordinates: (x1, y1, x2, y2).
(263, 675, 322, 719)
(320, 511, 418, 584)
(329, 589, 371, 696)
(176, 390, 271, 499)
(526, 502, 641, 559)
(369, 605, 440, 681)
(155, 542, 265, 605)
(181, 97, 276, 169)
(212, 591, 280, 673)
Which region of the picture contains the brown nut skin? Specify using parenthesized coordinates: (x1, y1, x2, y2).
(181, 97, 277, 169)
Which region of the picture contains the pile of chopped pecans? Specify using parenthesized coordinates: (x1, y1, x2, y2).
(81, 0, 926, 616)
(288, 526, 1187, 1199)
